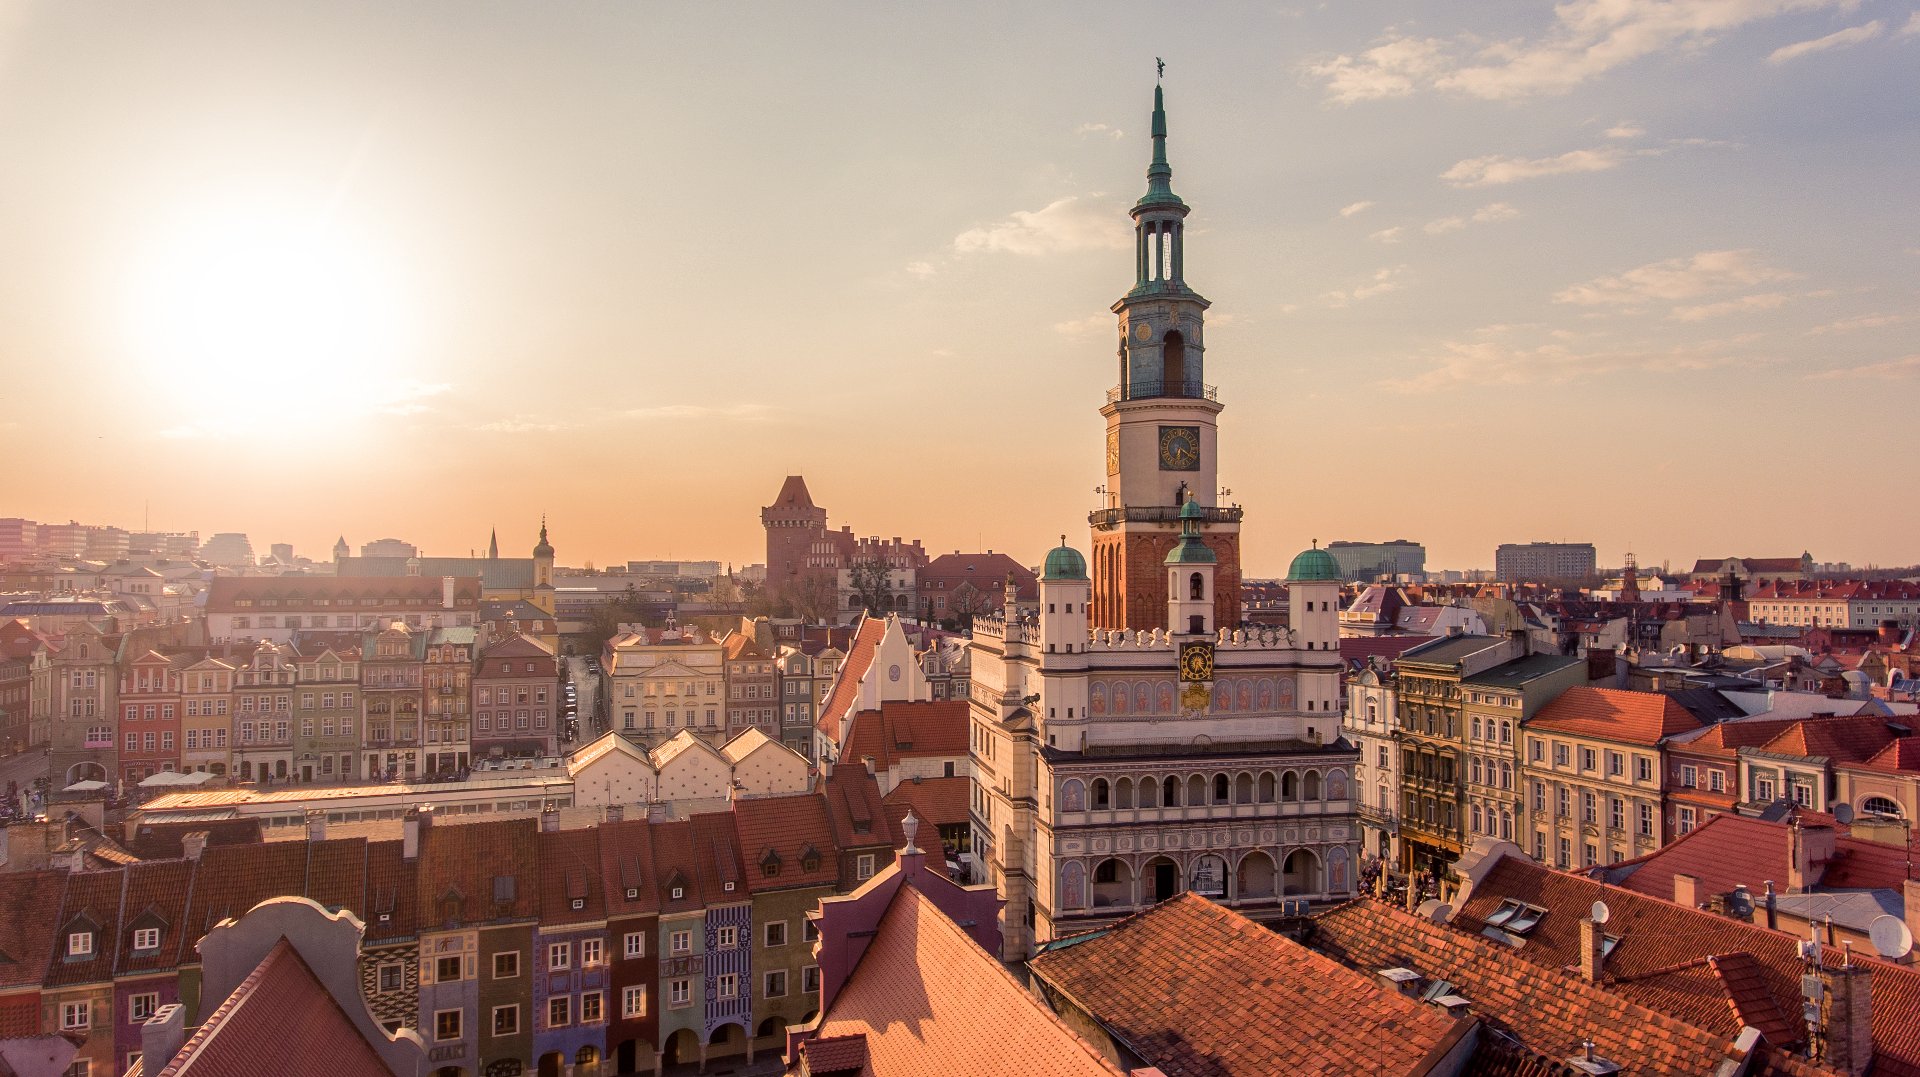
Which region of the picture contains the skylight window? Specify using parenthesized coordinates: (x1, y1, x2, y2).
(1485, 899, 1548, 936)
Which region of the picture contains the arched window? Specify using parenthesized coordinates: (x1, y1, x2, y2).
(1115, 777, 1134, 809)
(1257, 773, 1276, 803)
(1187, 774, 1206, 806)
(1213, 774, 1230, 803)
(1163, 776, 1180, 806)
(1304, 771, 1323, 801)
(1189, 572, 1205, 600)
(1281, 772, 1299, 801)
(1092, 778, 1111, 809)
(1862, 796, 1904, 818)
(1139, 777, 1158, 808)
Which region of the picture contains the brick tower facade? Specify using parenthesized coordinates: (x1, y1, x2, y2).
(1088, 83, 1243, 632)
(762, 475, 829, 592)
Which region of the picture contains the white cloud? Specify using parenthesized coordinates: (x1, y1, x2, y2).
(1808, 312, 1913, 334)
(1369, 226, 1405, 243)
(1669, 292, 1791, 321)
(1075, 122, 1126, 140)
(1554, 250, 1798, 306)
(1604, 121, 1645, 139)
(479, 415, 569, 433)
(374, 381, 451, 416)
(1053, 314, 1111, 337)
(1442, 147, 1640, 187)
(1322, 266, 1408, 307)
(1424, 216, 1466, 235)
(626, 403, 775, 422)
(953, 196, 1130, 257)
(1903, 12, 1920, 35)
(1312, 1, 1854, 102)
(1339, 200, 1376, 217)
(1424, 202, 1520, 235)
(905, 261, 937, 280)
(1809, 354, 1920, 379)
(1382, 327, 1760, 392)
(1768, 20, 1883, 61)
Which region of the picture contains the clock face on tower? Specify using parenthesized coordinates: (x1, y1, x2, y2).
(1106, 430, 1120, 475)
(1158, 426, 1200, 471)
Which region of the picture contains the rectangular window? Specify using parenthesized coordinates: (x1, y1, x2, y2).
(624, 932, 646, 959)
(435, 955, 462, 983)
(622, 985, 647, 1018)
(378, 963, 403, 993)
(492, 1005, 519, 1037)
(133, 927, 160, 950)
(764, 969, 788, 998)
(548, 942, 570, 970)
(1582, 792, 1597, 824)
(68, 932, 93, 957)
(1680, 764, 1697, 788)
(716, 973, 738, 999)
(669, 978, 691, 1007)
(802, 965, 820, 994)
(1635, 757, 1653, 782)
(580, 938, 603, 966)
(547, 996, 570, 1028)
(130, 993, 159, 1023)
(856, 854, 875, 880)
(493, 951, 519, 979)
(1639, 803, 1655, 837)
(434, 1009, 461, 1042)
(717, 926, 737, 949)
(1557, 837, 1571, 869)
(1678, 807, 1697, 835)
(1606, 751, 1623, 776)
(1579, 748, 1596, 772)
(764, 920, 787, 947)
(1557, 787, 1571, 818)
(670, 930, 691, 955)
(579, 991, 602, 1023)
(1709, 770, 1725, 793)
(61, 1001, 90, 1030)
(1553, 743, 1568, 767)
(1531, 782, 1545, 813)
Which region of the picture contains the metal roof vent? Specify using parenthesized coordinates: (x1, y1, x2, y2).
(1566, 1040, 1621, 1076)
(1377, 967, 1422, 996)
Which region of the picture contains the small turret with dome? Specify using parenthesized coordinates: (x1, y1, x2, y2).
(1043, 541, 1089, 581)
(1287, 540, 1341, 653)
(1036, 535, 1092, 751)
(531, 516, 555, 605)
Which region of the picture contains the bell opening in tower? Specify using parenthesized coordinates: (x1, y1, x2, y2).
(1162, 331, 1187, 396)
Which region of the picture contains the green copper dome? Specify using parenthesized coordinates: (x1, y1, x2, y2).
(1287, 545, 1340, 582)
(1042, 543, 1088, 581)
(1165, 536, 1216, 566)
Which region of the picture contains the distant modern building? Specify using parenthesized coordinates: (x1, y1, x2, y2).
(199, 532, 256, 569)
(624, 560, 722, 577)
(1494, 541, 1596, 582)
(1325, 539, 1425, 581)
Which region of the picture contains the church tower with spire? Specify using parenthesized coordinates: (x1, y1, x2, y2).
(1090, 80, 1243, 633)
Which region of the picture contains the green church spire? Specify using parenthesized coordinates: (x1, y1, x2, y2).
(1138, 79, 1184, 211)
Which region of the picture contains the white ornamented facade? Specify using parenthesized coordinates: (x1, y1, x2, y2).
(968, 82, 1362, 960)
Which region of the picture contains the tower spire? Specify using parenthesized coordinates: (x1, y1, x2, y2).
(1140, 80, 1183, 210)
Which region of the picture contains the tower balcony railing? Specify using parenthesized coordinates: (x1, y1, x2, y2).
(1088, 504, 1244, 529)
(1107, 379, 1217, 404)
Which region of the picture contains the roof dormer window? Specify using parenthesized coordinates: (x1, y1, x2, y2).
(1484, 899, 1547, 936)
(68, 931, 93, 957)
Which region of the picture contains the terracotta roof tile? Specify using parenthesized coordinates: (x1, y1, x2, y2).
(182, 843, 310, 951)
(302, 836, 368, 915)
(1526, 686, 1704, 746)
(361, 840, 416, 942)
(1311, 897, 1749, 1074)
(1853, 736, 1920, 775)
(648, 818, 705, 914)
(843, 700, 969, 774)
(415, 817, 539, 929)
(822, 770, 896, 854)
(1454, 852, 1920, 1075)
(817, 616, 887, 743)
(116, 859, 195, 976)
(690, 812, 745, 905)
(732, 792, 839, 894)
(0, 871, 67, 990)
(536, 826, 605, 925)
(155, 939, 391, 1077)
(596, 818, 661, 917)
(1032, 893, 1464, 1076)
(814, 885, 1122, 1077)
(1756, 714, 1906, 763)
(880, 776, 969, 834)
(46, 869, 126, 988)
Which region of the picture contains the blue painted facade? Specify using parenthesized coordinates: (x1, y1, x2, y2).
(531, 925, 611, 1067)
(700, 903, 752, 1038)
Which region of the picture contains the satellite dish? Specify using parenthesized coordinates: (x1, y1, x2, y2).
(1832, 803, 1856, 826)
(1591, 900, 1612, 925)
(1870, 915, 1914, 960)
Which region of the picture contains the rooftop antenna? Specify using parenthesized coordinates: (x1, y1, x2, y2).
(1591, 900, 1612, 925)
(1869, 914, 1914, 961)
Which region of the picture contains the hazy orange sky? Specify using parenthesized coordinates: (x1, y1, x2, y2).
(1, 3, 1916, 575)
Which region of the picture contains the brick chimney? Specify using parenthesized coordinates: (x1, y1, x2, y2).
(1579, 917, 1607, 983)
(1672, 873, 1698, 909)
(180, 831, 208, 862)
(1820, 960, 1875, 1077)
(1790, 819, 1838, 893)
(540, 806, 560, 833)
(304, 808, 326, 844)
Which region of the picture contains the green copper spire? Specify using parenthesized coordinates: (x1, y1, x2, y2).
(1137, 81, 1184, 211)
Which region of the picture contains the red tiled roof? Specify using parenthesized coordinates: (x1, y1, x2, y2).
(1032, 893, 1465, 1076)
(691, 811, 745, 904)
(1593, 813, 1916, 901)
(732, 792, 839, 895)
(1755, 714, 1905, 763)
(822, 769, 897, 854)
(814, 885, 1122, 1077)
(842, 700, 969, 773)
(1311, 898, 1755, 1074)
(0, 871, 67, 989)
(46, 869, 127, 988)
(1852, 736, 1920, 775)
(361, 840, 416, 943)
(597, 817, 661, 918)
(1526, 686, 1703, 746)
(648, 818, 706, 915)
(919, 553, 1038, 601)
(182, 843, 310, 951)
(1454, 852, 1920, 1075)
(797, 1034, 868, 1074)
(415, 817, 540, 929)
(1673, 717, 1803, 759)
(117, 859, 196, 976)
(881, 776, 970, 833)
(817, 617, 887, 743)
(302, 837, 369, 918)
(156, 939, 391, 1077)
(537, 826, 605, 925)
(1338, 634, 1439, 665)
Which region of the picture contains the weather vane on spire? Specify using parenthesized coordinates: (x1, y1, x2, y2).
(1156, 57, 1165, 80)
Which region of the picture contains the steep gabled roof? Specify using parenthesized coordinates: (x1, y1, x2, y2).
(597, 817, 661, 918)
(842, 700, 969, 773)
(1033, 893, 1465, 1076)
(817, 616, 888, 743)
(1852, 736, 1920, 774)
(415, 817, 540, 929)
(822, 769, 895, 852)
(1753, 714, 1905, 763)
(1591, 812, 1911, 901)
(0, 871, 67, 991)
(537, 826, 604, 926)
(732, 792, 839, 894)
(814, 885, 1122, 1077)
(154, 939, 392, 1077)
(1526, 686, 1703, 746)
